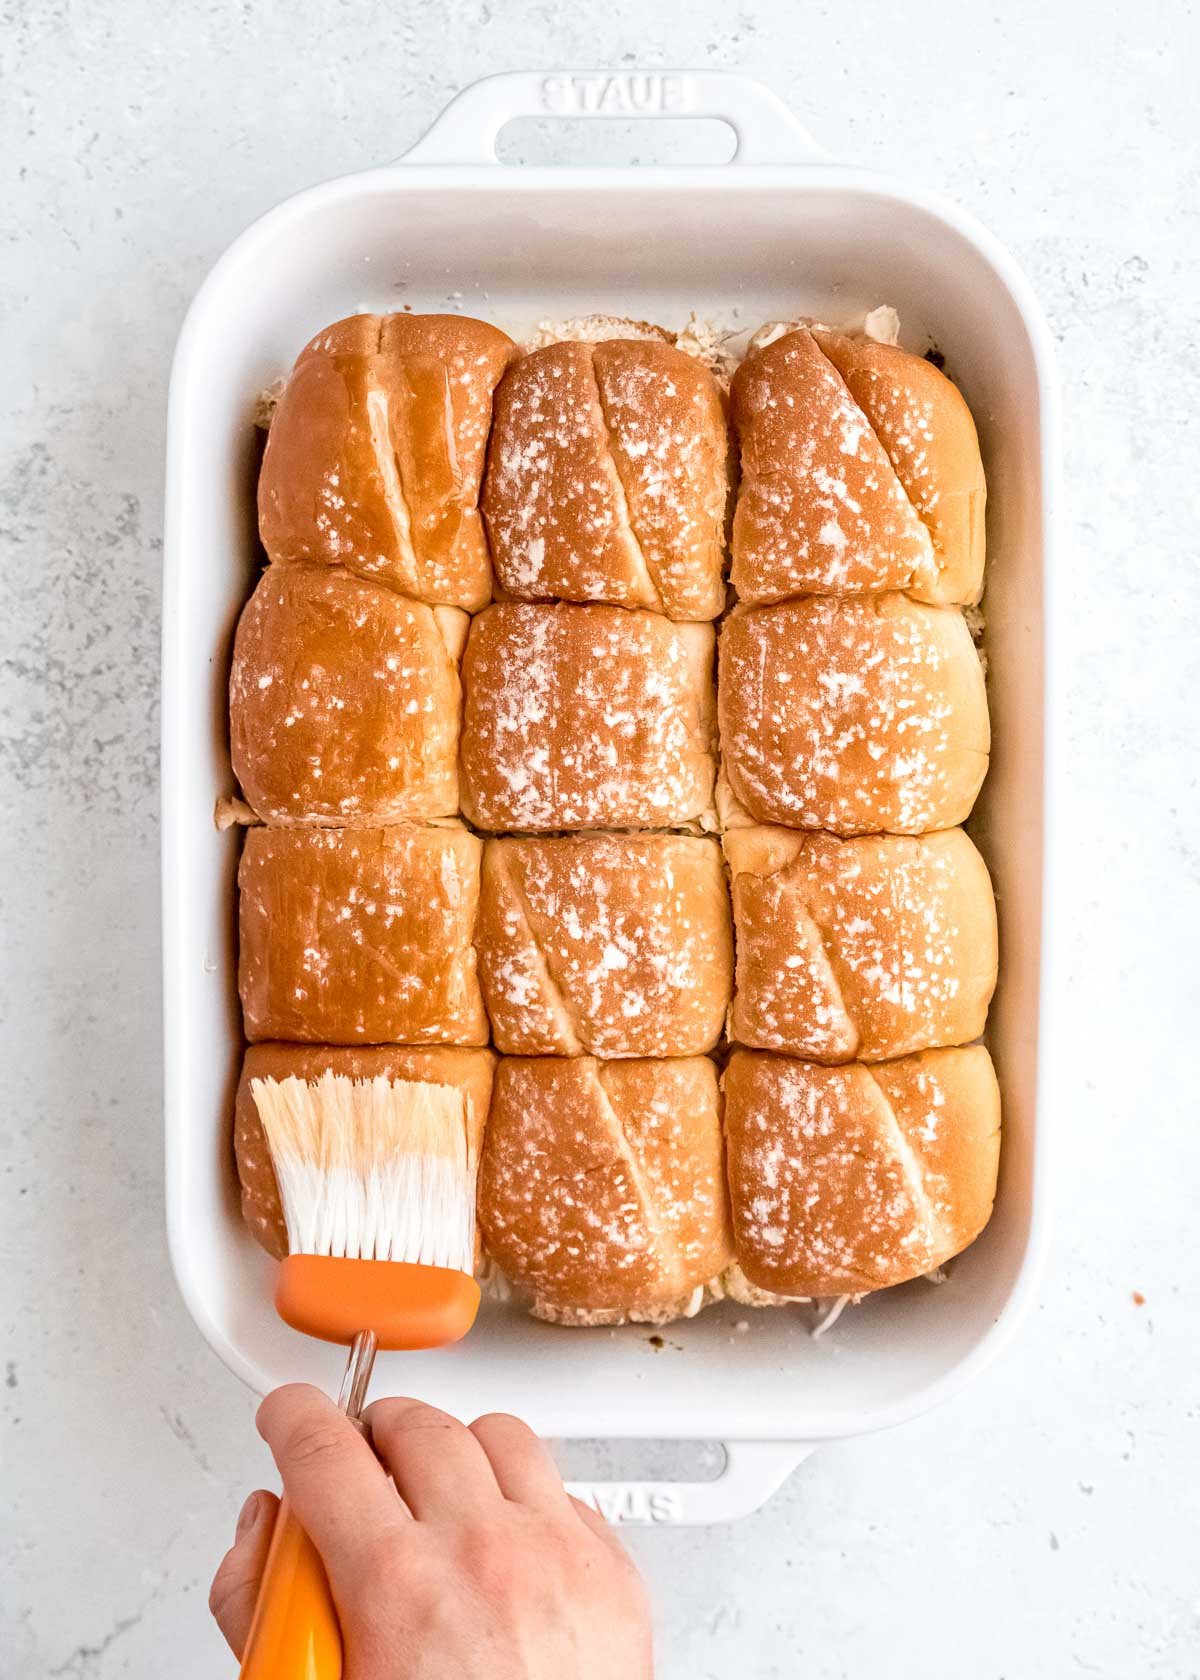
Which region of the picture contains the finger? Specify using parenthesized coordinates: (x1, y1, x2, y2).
(365, 1397, 503, 1520)
(209, 1490, 279, 1657)
(469, 1412, 570, 1512)
(257, 1384, 406, 1590)
(568, 1493, 621, 1541)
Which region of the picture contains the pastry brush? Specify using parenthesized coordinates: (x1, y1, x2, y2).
(237, 1072, 480, 1680)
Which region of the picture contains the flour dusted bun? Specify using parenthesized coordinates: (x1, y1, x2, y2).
(724, 826, 996, 1061)
(478, 834, 732, 1057)
(460, 602, 717, 832)
(235, 1044, 496, 1259)
(258, 313, 516, 611)
(724, 1047, 1000, 1297)
(718, 594, 989, 835)
(525, 314, 673, 348)
(482, 339, 728, 620)
(731, 326, 985, 605)
(238, 824, 487, 1046)
(229, 564, 462, 826)
(479, 1057, 733, 1326)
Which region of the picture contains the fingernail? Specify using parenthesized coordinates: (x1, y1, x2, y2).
(236, 1492, 266, 1539)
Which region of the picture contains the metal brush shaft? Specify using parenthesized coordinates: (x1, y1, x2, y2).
(336, 1330, 377, 1424)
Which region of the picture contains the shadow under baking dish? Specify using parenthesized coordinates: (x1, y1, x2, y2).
(163, 159, 1054, 1446)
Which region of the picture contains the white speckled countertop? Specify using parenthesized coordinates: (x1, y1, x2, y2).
(3, 3, 1197, 1675)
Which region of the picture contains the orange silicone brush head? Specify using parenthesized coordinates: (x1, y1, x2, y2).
(274, 1255, 480, 1349)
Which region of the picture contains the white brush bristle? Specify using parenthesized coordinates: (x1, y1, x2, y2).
(250, 1074, 474, 1272)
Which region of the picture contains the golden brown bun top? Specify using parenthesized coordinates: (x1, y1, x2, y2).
(258, 313, 516, 611)
(724, 1046, 1000, 1297)
(460, 602, 717, 833)
(237, 825, 487, 1048)
(482, 339, 728, 620)
(718, 593, 990, 835)
(730, 327, 985, 606)
(815, 330, 986, 601)
(301, 312, 512, 364)
(478, 1056, 733, 1323)
(235, 1043, 497, 1260)
(723, 825, 997, 1062)
(229, 563, 461, 827)
(477, 833, 732, 1058)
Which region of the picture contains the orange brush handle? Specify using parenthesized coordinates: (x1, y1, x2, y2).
(238, 1496, 341, 1680)
(275, 1256, 481, 1350)
(236, 1260, 478, 1675)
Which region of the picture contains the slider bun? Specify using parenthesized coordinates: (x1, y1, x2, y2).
(718, 594, 989, 835)
(731, 326, 985, 605)
(479, 1056, 733, 1325)
(724, 826, 997, 1061)
(478, 834, 732, 1057)
(525, 314, 673, 347)
(238, 824, 487, 1046)
(258, 312, 516, 612)
(723, 1047, 1000, 1297)
(230, 564, 462, 826)
(460, 602, 717, 833)
(235, 1043, 496, 1259)
(483, 339, 728, 620)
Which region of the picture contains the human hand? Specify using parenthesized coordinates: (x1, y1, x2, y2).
(210, 1385, 654, 1678)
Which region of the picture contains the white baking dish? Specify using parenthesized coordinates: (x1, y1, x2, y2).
(162, 70, 1058, 1524)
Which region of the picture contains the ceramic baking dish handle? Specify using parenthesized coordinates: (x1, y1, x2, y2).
(565, 1440, 816, 1526)
(399, 70, 826, 167)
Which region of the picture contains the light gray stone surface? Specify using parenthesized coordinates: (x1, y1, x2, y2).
(2, 2, 1197, 1675)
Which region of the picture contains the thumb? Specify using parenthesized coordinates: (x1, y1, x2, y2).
(209, 1489, 280, 1657)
